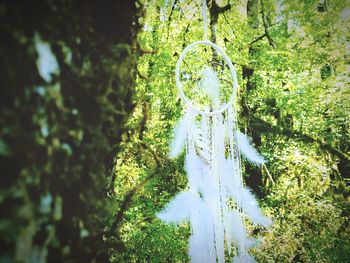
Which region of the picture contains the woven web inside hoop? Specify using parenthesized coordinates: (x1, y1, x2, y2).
(175, 40, 239, 116)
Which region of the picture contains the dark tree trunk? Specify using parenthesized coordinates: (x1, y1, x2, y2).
(242, 0, 265, 196)
(0, 1, 138, 262)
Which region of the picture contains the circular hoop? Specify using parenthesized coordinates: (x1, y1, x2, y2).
(175, 40, 238, 116)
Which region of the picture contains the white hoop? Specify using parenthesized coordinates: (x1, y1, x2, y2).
(175, 40, 238, 116)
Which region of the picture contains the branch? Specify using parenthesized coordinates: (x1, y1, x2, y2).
(137, 69, 149, 80)
(110, 143, 164, 235)
(138, 102, 149, 141)
(141, 142, 162, 167)
(166, 0, 177, 40)
(183, 12, 196, 44)
(209, 1, 231, 66)
(249, 33, 266, 46)
(260, 0, 276, 49)
(251, 116, 350, 162)
(135, 42, 158, 55)
(217, 2, 231, 13)
(222, 12, 237, 38)
(110, 166, 160, 233)
(262, 163, 275, 184)
(110, 98, 163, 234)
(209, 1, 231, 44)
(110, 144, 167, 233)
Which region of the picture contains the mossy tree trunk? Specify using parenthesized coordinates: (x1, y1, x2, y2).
(0, 1, 138, 262)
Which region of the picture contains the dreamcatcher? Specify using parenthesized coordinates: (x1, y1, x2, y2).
(157, 1, 271, 262)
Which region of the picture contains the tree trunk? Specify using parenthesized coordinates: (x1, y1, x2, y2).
(0, 1, 138, 262)
(241, 0, 266, 196)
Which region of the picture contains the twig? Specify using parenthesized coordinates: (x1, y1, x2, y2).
(252, 116, 350, 162)
(262, 163, 275, 185)
(183, 12, 196, 44)
(260, 0, 276, 49)
(249, 33, 266, 46)
(222, 12, 237, 38)
(166, 0, 177, 40)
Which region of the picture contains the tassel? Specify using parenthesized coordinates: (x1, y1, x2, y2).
(189, 200, 215, 263)
(195, 114, 211, 163)
(226, 211, 259, 252)
(235, 131, 266, 165)
(210, 114, 226, 263)
(227, 211, 247, 254)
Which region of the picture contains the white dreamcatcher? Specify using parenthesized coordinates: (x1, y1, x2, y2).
(157, 1, 272, 262)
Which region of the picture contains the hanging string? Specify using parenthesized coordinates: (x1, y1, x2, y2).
(202, 0, 208, 40)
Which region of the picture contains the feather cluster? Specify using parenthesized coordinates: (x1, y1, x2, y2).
(235, 131, 266, 165)
(158, 68, 271, 262)
(201, 67, 220, 107)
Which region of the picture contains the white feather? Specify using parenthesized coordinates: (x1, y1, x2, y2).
(240, 187, 272, 227)
(221, 158, 271, 227)
(189, 200, 215, 263)
(223, 210, 235, 254)
(211, 201, 225, 263)
(169, 110, 192, 158)
(157, 191, 215, 262)
(232, 254, 257, 263)
(208, 115, 226, 263)
(202, 165, 219, 198)
(201, 67, 220, 107)
(221, 158, 242, 204)
(222, 174, 271, 228)
(246, 238, 260, 248)
(186, 152, 206, 193)
(186, 150, 218, 198)
(202, 183, 222, 262)
(225, 211, 259, 254)
(235, 131, 266, 165)
(227, 211, 246, 253)
(156, 192, 193, 224)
